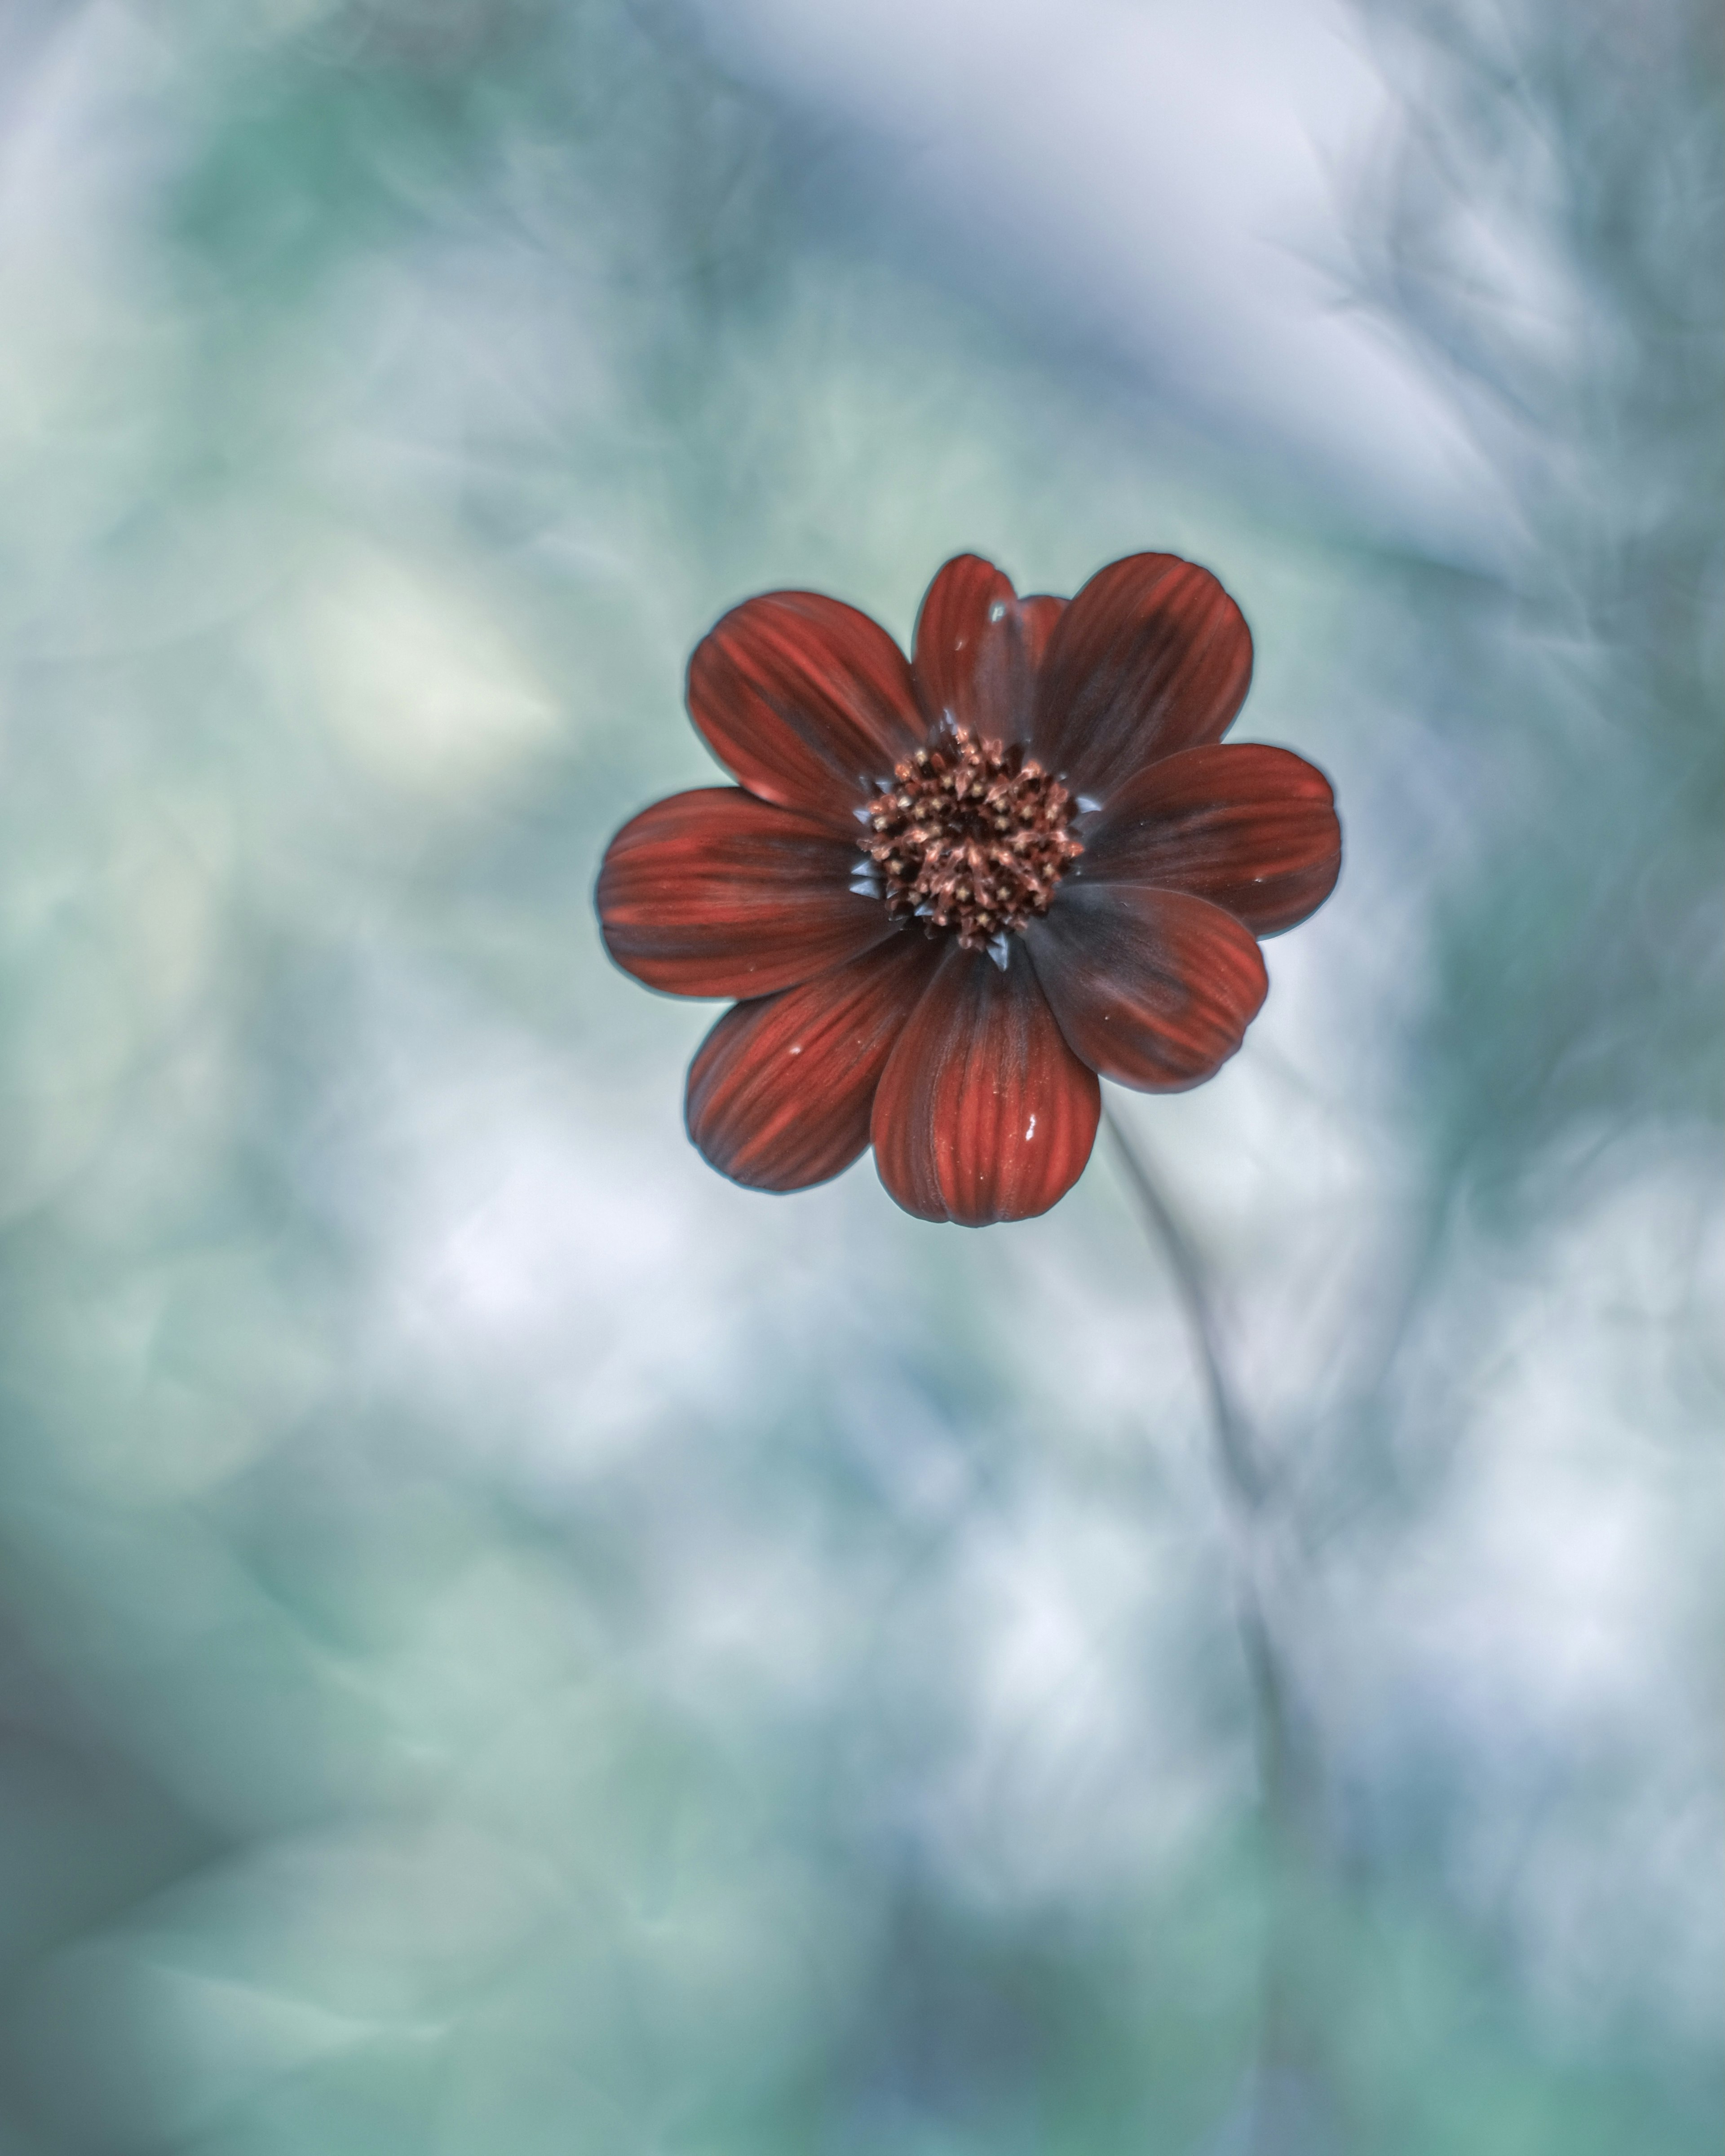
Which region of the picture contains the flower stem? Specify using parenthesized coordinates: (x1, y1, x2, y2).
(1100, 1099, 1320, 2151)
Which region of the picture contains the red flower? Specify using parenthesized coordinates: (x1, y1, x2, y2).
(596, 553, 1340, 1224)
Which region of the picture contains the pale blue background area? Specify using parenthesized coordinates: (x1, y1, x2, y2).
(0, 3, 1716, 2149)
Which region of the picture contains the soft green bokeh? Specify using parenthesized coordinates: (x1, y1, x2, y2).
(0, 2, 1716, 2150)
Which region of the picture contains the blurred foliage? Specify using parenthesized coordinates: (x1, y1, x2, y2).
(0, 0, 1714, 2151)
(1355, 0, 1724, 1197)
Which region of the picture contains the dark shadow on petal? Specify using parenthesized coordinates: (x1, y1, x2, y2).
(1078, 743, 1342, 936)
(686, 934, 942, 1192)
(871, 939, 1100, 1224)
(1031, 554, 1252, 801)
(597, 786, 898, 998)
(687, 592, 924, 825)
(1027, 883, 1268, 1092)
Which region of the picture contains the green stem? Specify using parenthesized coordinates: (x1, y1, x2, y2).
(1101, 1099, 1318, 2149)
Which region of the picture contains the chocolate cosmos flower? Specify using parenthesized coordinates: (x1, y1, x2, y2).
(597, 553, 1341, 1224)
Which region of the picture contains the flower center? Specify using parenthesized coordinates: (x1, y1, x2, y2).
(859, 729, 1083, 956)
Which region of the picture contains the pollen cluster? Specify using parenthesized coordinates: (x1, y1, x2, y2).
(859, 729, 1083, 955)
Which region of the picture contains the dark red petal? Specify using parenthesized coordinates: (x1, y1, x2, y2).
(686, 936, 942, 1193)
(686, 591, 924, 824)
(911, 556, 1067, 747)
(1026, 884, 1268, 1092)
(871, 941, 1100, 1225)
(1017, 595, 1066, 671)
(1079, 743, 1342, 936)
(1030, 554, 1253, 800)
(597, 787, 897, 998)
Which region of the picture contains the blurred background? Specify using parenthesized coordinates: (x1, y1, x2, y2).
(0, 0, 1717, 2148)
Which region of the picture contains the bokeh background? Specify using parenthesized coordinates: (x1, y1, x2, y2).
(0, 1, 1717, 2149)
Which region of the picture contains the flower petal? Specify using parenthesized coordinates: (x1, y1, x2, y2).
(1078, 743, 1341, 936)
(687, 591, 925, 824)
(911, 555, 1067, 746)
(1026, 884, 1268, 1092)
(597, 787, 897, 998)
(871, 940, 1100, 1224)
(1030, 554, 1252, 799)
(686, 936, 942, 1193)
(1016, 595, 1066, 669)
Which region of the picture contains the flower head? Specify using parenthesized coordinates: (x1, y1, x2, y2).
(596, 553, 1340, 1224)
